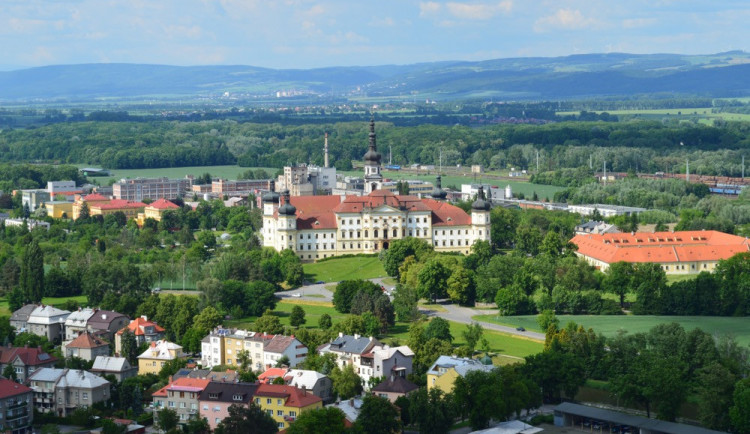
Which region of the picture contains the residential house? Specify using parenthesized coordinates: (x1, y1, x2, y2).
(137, 340, 183, 375)
(258, 368, 288, 384)
(284, 369, 333, 403)
(371, 375, 419, 403)
(359, 345, 414, 388)
(114, 316, 165, 355)
(9, 305, 37, 334)
(90, 356, 138, 382)
(26, 305, 70, 343)
(44, 201, 74, 219)
(62, 331, 110, 362)
(151, 378, 210, 426)
(320, 334, 381, 372)
(263, 335, 307, 369)
(574, 220, 620, 236)
(172, 368, 238, 383)
(201, 328, 231, 368)
(426, 356, 494, 393)
(254, 383, 323, 431)
(0, 378, 33, 433)
(27, 368, 111, 416)
(65, 308, 128, 342)
(0, 346, 57, 383)
(199, 382, 258, 430)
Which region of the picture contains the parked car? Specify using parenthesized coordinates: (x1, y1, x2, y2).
(291, 293, 302, 298)
(516, 326, 526, 332)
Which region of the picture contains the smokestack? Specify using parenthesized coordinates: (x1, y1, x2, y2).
(324, 133, 329, 168)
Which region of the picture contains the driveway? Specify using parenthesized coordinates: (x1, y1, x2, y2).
(437, 303, 545, 341)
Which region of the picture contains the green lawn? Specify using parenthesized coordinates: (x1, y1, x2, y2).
(0, 295, 88, 317)
(225, 300, 543, 360)
(78, 164, 278, 185)
(473, 314, 750, 347)
(303, 256, 387, 282)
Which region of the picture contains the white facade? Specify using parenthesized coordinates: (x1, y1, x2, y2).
(47, 181, 76, 194)
(461, 184, 509, 201)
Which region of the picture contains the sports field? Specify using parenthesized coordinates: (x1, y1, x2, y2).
(473, 314, 750, 347)
(303, 256, 387, 283)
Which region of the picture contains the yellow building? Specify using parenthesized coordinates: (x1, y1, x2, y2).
(254, 384, 322, 430)
(72, 193, 111, 220)
(426, 356, 493, 393)
(137, 340, 183, 375)
(90, 199, 147, 219)
(44, 201, 74, 219)
(136, 198, 180, 226)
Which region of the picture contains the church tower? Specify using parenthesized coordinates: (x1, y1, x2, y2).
(471, 186, 491, 243)
(363, 117, 382, 194)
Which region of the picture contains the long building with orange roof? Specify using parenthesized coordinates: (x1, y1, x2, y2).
(262, 120, 491, 260)
(571, 230, 750, 274)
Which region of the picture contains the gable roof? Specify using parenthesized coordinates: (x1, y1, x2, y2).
(571, 230, 750, 265)
(333, 190, 431, 214)
(137, 340, 182, 361)
(428, 355, 485, 376)
(259, 367, 288, 383)
(0, 378, 32, 399)
(287, 195, 342, 230)
(148, 198, 180, 210)
(265, 335, 302, 354)
(284, 369, 327, 390)
(368, 345, 415, 360)
(116, 316, 165, 336)
(81, 193, 110, 202)
(10, 304, 37, 322)
(57, 369, 110, 389)
(371, 376, 418, 395)
(28, 305, 71, 324)
(328, 334, 379, 355)
(255, 383, 322, 408)
(67, 331, 109, 349)
(199, 382, 258, 403)
(0, 347, 57, 366)
(91, 199, 147, 210)
(422, 199, 472, 226)
(86, 310, 128, 329)
(66, 308, 97, 326)
(91, 356, 132, 372)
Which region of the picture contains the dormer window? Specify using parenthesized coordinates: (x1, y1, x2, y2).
(209, 393, 219, 399)
(233, 394, 244, 401)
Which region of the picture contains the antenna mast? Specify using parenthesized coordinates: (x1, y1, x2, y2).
(324, 132, 329, 168)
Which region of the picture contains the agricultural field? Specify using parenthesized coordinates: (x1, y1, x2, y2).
(557, 109, 750, 123)
(473, 314, 750, 347)
(341, 170, 565, 200)
(78, 164, 278, 184)
(303, 256, 387, 283)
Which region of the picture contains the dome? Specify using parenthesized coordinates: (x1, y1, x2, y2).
(363, 118, 381, 164)
(480, 354, 493, 365)
(278, 190, 297, 216)
(472, 186, 490, 211)
(262, 191, 280, 203)
(431, 175, 447, 200)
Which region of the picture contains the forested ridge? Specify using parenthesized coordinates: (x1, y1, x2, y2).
(1, 118, 749, 171)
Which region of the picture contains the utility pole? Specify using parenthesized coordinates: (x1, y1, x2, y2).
(686, 158, 690, 183)
(589, 154, 592, 169)
(536, 150, 539, 172)
(324, 132, 329, 168)
(603, 160, 607, 186)
(389, 146, 392, 166)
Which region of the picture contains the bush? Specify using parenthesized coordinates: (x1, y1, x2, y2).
(529, 414, 554, 425)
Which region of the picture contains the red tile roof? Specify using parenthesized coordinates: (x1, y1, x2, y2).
(333, 190, 431, 214)
(82, 193, 110, 202)
(0, 347, 57, 366)
(255, 383, 322, 408)
(258, 367, 288, 383)
(288, 195, 342, 230)
(92, 199, 147, 210)
(67, 331, 109, 349)
(152, 377, 211, 397)
(571, 230, 750, 264)
(148, 199, 180, 210)
(0, 378, 31, 399)
(422, 199, 472, 226)
(117, 316, 165, 336)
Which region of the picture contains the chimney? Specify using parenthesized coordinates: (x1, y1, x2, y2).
(324, 133, 330, 168)
(354, 334, 360, 340)
(338, 332, 343, 338)
(141, 315, 148, 321)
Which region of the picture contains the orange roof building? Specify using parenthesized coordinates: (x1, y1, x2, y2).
(136, 199, 180, 227)
(571, 230, 750, 274)
(254, 383, 323, 430)
(115, 316, 166, 355)
(262, 188, 491, 261)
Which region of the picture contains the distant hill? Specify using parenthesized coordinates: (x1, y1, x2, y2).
(0, 52, 748, 101)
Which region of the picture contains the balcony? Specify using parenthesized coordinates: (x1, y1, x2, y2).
(283, 415, 296, 422)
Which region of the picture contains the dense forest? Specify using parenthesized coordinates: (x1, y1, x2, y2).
(1, 116, 749, 173)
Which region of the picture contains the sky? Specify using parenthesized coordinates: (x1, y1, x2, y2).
(1, 0, 748, 70)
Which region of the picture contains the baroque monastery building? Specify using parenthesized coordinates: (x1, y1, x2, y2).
(262, 119, 491, 260)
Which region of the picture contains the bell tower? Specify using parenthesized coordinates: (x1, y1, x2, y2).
(363, 117, 382, 194)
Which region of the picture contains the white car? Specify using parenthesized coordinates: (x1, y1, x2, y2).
(291, 293, 302, 298)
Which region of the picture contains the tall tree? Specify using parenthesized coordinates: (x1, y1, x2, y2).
(214, 404, 278, 434)
(290, 305, 306, 328)
(329, 365, 362, 399)
(120, 329, 138, 365)
(20, 239, 44, 303)
(286, 407, 347, 434)
(355, 395, 401, 434)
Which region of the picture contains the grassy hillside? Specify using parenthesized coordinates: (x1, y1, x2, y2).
(303, 256, 387, 283)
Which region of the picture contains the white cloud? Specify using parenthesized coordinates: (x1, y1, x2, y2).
(622, 17, 657, 29)
(369, 16, 395, 27)
(534, 9, 598, 32)
(445, 1, 512, 20)
(419, 2, 441, 16)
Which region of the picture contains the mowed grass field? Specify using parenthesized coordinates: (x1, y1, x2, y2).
(473, 314, 750, 347)
(303, 256, 387, 283)
(78, 164, 278, 184)
(226, 300, 543, 361)
(557, 109, 750, 123)
(340, 170, 565, 200)
(0, 295, 88, 317)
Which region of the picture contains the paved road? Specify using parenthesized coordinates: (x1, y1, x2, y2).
(277, 278, 544, 341)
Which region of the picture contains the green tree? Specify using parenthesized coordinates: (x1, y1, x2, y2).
(462, 322, 484, 354)
(245, 281, 278, 316)
(447, 266, 474, 306)
(2, 364, 17, 381)
(381, 237, 433, 278)
(536, 310, 559, 332)
(490, 207, 519, 249)
(495, 285, 531, 315)
(730, 377, 750, 434)
(20, 238, 44, 303)
(416, 258, 451, 301)
(330, 365, 362, 399)
(193, 306, 223, 332)
(156, 408, 178, 432)
(214, 403, 278, 433)
(514, 225, 543, 256)
(100, 419, 127, 434)
(696, 362, 737, 431)
(332, 280, 381, 313)
(355, 395, 401, 434)
(253, 309, 284, 335)
(424, 318, 452, 343)
(603, 261, 634, 307)
(408, 387, 455, 434)
(392, 284, 419, 322)
(286, 407, 347, 434)
(631, 263, 667, 315)
(318, 313, 332, 330)
(183, 417, 210, 434)
(79, 201, 90, 220)
(290, 305, 306, 328)
(120, 329, 138, 365)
